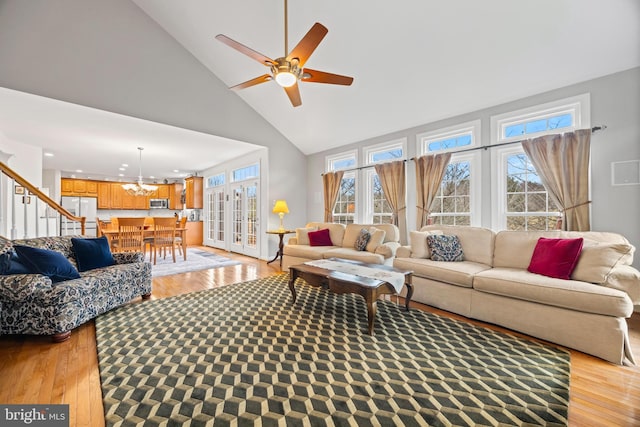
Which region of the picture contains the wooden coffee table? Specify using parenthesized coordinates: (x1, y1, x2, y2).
(288, 258, 413, 335)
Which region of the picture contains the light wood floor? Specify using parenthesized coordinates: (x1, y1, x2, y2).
(1, 247, 639, 426)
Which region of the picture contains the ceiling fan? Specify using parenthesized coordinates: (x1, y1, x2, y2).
(215, 0, 353, 107)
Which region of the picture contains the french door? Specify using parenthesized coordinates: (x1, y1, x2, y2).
(229, 181, 259, 257)
(205, 187, 225, 249)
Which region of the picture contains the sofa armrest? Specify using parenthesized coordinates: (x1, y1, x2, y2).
(113, 252, 146, 264)
(396, 245, 412, 258)
(605, 265, 640, 304)
(0, 274, 53, 302)
(375, 242, 401, 259)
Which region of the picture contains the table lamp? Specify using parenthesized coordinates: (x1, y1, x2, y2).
(273, 200, 289, 231)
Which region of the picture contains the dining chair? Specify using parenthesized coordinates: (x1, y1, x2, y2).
(175, 216, 188, 257)
(111, 217, 145, 254)
(149, 217, 177, 264)
(97, 218, 118, 250)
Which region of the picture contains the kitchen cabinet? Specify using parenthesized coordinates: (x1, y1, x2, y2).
(61, 178, 98, 196)
(170, 183, 184, 210)
(156, 184, 170, 199)
(185, 221, 203, 246)
(86, 180, 98, 196)
(61, 179, 74, 194)
(185, 177, 203, 209)
(97, 183, 111, 209)
(109, 183, 123, 209)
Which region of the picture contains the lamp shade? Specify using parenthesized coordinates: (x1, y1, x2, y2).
(273, 200, 289, 214)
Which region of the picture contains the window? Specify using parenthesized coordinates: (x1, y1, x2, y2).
(490, 94, 590, 230)
(207, 173, 225, 187)
(504, 151, 560, 230)
(418, 121, 481, 226)
(232, 164, 259, 182)
(363, 140, 405, 224)
(430, 159, 471, 226)
(327, 150, 358, 224)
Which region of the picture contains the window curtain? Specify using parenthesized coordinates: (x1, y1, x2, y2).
(322, 171, 344, 222)
(374, 160, 407, 244)
(521, 129, 591, 231)
(415, 153, 452, 229)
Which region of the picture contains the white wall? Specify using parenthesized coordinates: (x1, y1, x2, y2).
(306, 67, 640, 270)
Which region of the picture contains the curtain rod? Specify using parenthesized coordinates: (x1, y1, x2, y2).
(322, 125, 606, 175)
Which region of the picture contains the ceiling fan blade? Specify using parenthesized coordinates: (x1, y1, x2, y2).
(301, 68, 354, 86)
(215, 34, 276, 66)
(230, 74, 272, 90)
(284, 83, 302, 107)
(286, 23, 328, 68)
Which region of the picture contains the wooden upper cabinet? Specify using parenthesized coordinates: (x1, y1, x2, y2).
(97, 183, 111, 209)
(169, 183, 184, 210)
(110, 183, 123, 209)
(157, 184, 170, 199)
(185, 177, 203, 209)
(61, 179, 74, 194)
(72, 179, 87, 193)
(86, 181, 98, 196)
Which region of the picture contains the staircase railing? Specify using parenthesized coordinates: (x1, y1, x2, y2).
(0, 161, 85, 239)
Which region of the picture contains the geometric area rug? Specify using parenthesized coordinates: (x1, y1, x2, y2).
(150, 248, 240, 278)
(95, 274, 570, 426)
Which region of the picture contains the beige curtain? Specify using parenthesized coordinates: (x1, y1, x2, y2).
(322, 171, 344, 222)
(521, 129, 591, 231)
(415, 153, 452, 228)
(374, 160, 407, 244)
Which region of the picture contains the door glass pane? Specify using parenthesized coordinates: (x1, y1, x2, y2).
(216, 190, 225, 242)
(233, 187, 242, 245)
(246, 185, 257, 248)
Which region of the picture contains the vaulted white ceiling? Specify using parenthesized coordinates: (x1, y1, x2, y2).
(133, 0, 640, 154)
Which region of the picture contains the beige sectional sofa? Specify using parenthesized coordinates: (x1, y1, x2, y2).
(393, 225, 640, 365)
(282, 222, 401, 270)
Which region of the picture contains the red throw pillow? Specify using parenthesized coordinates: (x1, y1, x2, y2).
(308, 228, 334, 246)
(527, 237, 584, 280)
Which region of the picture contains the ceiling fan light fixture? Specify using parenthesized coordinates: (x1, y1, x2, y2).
(275, 71, 297, 87)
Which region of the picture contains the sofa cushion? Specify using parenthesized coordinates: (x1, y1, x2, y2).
(572, 241, 635, 284)
(393, 258, 491, 288)
(308, 228, 334, 246)
(528, 237, 583, 280)
(283, 244, 336, 260)
(295, 227, 317, 246)
(71, 236, 116, 272)
(305, 222, 346, 247)
(13, 245, 81, 283)
(354, 228, 371, 251)
(0, 251, 31, 275)
(366, 228, 386, 253)
(323, 248, 385, 264)
(427, 235, 464, 262)
(474, 267, 633, 317)
(421, 225, 495, 266)
(409, 230, 443, 259)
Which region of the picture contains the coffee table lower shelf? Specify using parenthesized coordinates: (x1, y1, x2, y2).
(288, 260, 413, 336)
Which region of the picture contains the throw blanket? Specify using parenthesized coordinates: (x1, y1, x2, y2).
(304, 259, 406, 293)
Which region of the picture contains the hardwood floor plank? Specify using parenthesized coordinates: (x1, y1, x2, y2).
(1, 246, 639, 426)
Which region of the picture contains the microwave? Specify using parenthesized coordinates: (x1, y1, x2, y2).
(149, 199, 169, 209)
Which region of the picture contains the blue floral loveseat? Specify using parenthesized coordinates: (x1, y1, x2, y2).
(0, 235, 152, 342)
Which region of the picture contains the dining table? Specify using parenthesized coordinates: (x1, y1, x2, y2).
(101, 226, 189, 261)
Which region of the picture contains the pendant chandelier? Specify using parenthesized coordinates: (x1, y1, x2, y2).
(122, 147, 158, 196)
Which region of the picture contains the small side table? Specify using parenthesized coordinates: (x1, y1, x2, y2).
(266, 229, 295, 268)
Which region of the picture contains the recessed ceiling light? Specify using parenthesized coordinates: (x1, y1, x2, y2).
(119, 167, 125, 171)
(149, 175, 155, 179)
(75, 169, 83, 173)
(44, 152, 54, 157)
(122, 163, 128, 167)
(173, 169, 179, 173)
(118, 174, 124, 177)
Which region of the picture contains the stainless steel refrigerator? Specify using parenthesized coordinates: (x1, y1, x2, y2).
(60, 196, 98, 237)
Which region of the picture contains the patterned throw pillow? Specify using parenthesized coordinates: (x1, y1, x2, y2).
(427, 234, 464, 262)
(354, 228, 371, 251)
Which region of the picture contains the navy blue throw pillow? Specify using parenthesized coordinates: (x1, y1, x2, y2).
(0, 251, 31, 275)
(13, 245, 81, 283)
(71, 236, 115, 272)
